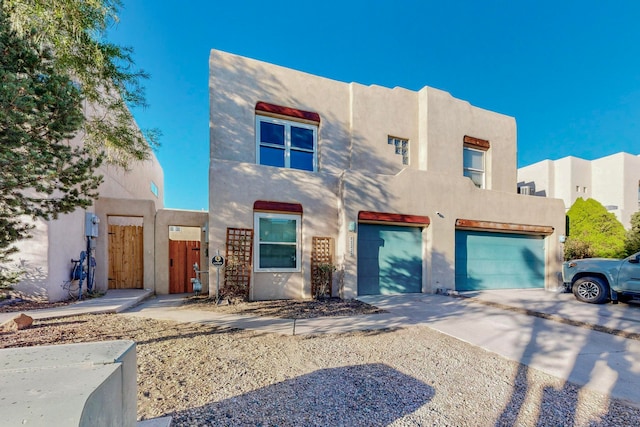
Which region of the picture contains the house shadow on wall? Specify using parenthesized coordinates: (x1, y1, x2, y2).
(170, 363, 434, 425)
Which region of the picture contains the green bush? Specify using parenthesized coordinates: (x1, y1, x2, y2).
(625, 211, 640, 255)
(565, 198, 626, 259)
(563, 238, 593, 260)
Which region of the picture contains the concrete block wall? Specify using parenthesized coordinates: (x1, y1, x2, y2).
(0, 340, 137, 426)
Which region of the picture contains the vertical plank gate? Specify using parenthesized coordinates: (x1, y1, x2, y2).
(108, 224, 144, 289)
(169, 240, 201, 293)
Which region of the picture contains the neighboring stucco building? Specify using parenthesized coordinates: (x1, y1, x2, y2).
(208, 49, 566, 300)
(518, 153, 640, 228)
(10, 116, 208, 302)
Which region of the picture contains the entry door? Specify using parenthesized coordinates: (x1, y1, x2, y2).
(357, 224, 422, 295)
(455, 230, 544, 291)
(169, 240, 201, 293)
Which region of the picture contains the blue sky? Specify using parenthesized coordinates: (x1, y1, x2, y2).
(109, 0, 640, 210)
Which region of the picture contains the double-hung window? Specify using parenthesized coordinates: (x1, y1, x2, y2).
(463, 135, 489, 189)
(256, 116, 317, 172)
(254, 212, 301, 272)
(463, 147, 485, 188)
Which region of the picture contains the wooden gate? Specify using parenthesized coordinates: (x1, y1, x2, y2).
(169, 240, 201, 293)
(108, 224, 144, 289)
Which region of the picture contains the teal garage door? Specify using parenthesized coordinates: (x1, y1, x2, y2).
(357, 224, 422, 295)
(455, 230, 545, 291)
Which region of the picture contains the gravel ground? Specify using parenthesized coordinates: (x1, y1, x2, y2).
(180, 296, 386, 318)
(2, 312, 640, 426)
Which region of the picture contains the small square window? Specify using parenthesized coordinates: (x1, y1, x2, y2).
(150, 181, 159, 198)
(388, 136, 409, 165)
(254, 212, 301, 272)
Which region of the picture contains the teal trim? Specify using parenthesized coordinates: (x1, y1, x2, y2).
(455, 231, 545, 291)
(357, 224, 422, 295)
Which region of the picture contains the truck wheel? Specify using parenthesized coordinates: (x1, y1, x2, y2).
(572, 276, 608, 304)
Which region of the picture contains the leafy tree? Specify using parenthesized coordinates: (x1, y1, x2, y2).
(0, 5, 102, 287)
(2, 0, 159, 167)
(625, 212, 640, 255)
(564, 198, 627, 259)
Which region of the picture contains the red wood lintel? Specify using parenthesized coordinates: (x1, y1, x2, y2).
(455, 219, 554, 235)
(358, 211, 430, 226)
(255, 102, 320, 123)
(253, 200, 303, 214)
(464, 135, 490, 150)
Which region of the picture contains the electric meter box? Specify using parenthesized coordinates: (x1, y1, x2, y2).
(85, 212, 100, 237)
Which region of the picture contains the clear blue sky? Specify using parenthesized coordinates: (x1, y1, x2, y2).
(108, 0, 640, 211)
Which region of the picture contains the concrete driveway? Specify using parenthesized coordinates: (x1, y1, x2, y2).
(360, 289, 640, 408)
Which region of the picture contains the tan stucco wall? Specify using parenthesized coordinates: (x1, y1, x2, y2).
(421, 86, 517, 192)
(94, 198, 156, 294)
(97, 159, 164, 208)
(209, 160, 340, 300)
(209, 49, 565, 300)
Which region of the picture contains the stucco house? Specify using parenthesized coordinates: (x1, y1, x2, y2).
(208, 49, 566, 300)
(518, 153, 640, 228)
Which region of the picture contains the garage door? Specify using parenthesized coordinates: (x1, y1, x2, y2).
(455, 230, 544, 291)
(357, 224, 422, 295)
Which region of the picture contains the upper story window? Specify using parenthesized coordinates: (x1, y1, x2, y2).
(255, 102, 320, 172)
(463, 136, 489, 189)
(150, 181, 159, 198)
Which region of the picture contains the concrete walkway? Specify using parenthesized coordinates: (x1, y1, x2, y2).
(5, 288, 640, 408)
(0, 288, 153, 324)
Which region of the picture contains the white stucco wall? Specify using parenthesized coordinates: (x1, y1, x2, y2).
(518, 153, 640, 228)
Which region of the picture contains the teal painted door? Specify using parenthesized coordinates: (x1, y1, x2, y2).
(455, 231, 545, 291)
(357, 224, 422, 295)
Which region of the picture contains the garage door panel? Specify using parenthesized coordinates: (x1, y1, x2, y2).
(358, 224, 422, 295)
(456, 230, 544, 291)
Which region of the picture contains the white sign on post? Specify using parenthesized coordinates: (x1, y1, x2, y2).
(211, 253, 225, 302)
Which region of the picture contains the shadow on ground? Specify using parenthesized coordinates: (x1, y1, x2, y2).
(169, 363, 434, 426)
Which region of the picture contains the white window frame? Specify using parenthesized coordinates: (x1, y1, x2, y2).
(254, 212, 301, 272)
(463, 146, 485, 189)
(256, 115, 318, 172)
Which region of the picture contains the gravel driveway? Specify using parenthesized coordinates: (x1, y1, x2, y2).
(2, 313, 640, 426)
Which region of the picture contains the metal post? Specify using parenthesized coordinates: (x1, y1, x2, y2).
(216, 250, 220, 303)
(211, 250, 225, 303)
